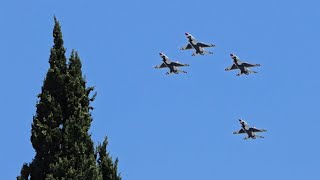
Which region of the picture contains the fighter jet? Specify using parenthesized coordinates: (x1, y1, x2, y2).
(225, 54, 261, 76)
(154, 53, 190, 75)
(233, 119, 267, 140)
(180, 32, 215, 56)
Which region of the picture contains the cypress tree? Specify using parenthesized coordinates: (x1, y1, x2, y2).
(18, 17, 121, 180)
(17, 16, 67, 180)
(45, 50, 100, 179)
(97, 137, 121, 180)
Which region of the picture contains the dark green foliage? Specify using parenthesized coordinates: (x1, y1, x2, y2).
(97, 137, 121, 180)
(17, 17, 120, 180)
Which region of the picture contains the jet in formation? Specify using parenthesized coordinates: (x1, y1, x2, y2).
(154, 53, 190, 75)
(233, 119, 267, 140)
(225, 54, 261, 76)
(180, 32, 215, 56)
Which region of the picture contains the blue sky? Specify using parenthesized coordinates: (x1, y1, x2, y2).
(1, 0, 320, 179)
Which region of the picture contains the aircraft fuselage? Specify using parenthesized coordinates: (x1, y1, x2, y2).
(241, 125, 256, 139)
(233, 59, 249, 75)
(162, 58, 179, 74)
(188, 37, 203, 55)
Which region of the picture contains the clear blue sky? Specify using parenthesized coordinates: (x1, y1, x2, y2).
(1, 0, 320, 179)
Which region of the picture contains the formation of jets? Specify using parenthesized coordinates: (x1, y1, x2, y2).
(154, 33, 267, 140)
(154, 32, 261, 76)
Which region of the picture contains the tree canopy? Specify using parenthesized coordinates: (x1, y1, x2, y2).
(17, 17, 121, 180)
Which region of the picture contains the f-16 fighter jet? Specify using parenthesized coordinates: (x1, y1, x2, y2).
(180, 32, 215, 56)
(233, 119, 267, 140)
(154, 53, 190, 75)
(225, 54, 261, 76)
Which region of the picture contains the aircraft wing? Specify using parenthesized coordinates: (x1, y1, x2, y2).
(225, 64, 238, 71)
(198, 42, 215, 48)
(171, 61, 190, 67)
(154, 63, 168, 69)
(250, 127, 267, 132)
(242, 62, 261, 67)
(180, 43, 193, 50)
(233, 129, 246, 134)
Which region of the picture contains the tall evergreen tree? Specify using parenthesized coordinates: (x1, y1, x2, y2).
(97, 137, 121, 180)
(18, 17, 121, 180)
(45, 50, 101, 180)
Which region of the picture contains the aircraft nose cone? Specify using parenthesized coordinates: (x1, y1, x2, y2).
(159, 53, 162, 56)
(230, 54, 234, 56)
(185, 32, 188, 35)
